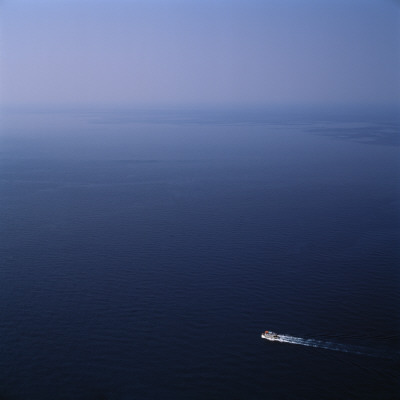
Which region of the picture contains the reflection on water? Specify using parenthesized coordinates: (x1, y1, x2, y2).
(308, 122, 400, 146)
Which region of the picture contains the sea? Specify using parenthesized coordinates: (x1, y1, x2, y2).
(0, 106, 399, 399)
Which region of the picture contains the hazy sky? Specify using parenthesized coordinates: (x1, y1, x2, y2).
(2, 0, 399, 107)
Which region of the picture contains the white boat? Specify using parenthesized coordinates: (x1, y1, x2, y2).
(261, 331, 280, 341)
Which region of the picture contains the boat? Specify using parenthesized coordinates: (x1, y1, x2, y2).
(261, 331, 280, 341)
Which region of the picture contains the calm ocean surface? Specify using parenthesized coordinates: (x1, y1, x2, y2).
(0, 108, 399, 399)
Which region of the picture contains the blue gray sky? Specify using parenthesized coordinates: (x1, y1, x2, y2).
(2, 0, 399, 108)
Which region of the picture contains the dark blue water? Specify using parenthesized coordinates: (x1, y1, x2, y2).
(1, 108, 399, 399)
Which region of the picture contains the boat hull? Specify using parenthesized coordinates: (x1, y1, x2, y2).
(261, 332, 280, 341)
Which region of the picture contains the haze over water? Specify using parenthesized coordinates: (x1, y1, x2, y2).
(1, 1, 399, 399)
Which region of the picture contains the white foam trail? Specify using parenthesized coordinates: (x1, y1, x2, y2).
(270, 334, 396, 359)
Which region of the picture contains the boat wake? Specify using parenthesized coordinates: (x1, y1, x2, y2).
(265, 334, 398, 360)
